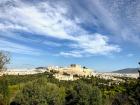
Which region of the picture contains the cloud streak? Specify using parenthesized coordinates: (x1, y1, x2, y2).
(0, 38, 41, 55)
(0, 0, 123, 57)
(63, 33, 121, 57)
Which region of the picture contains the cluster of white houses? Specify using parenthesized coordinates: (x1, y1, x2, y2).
(96, 72, 139, 79)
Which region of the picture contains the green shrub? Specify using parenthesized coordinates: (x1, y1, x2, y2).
(11, 78, 65, 105)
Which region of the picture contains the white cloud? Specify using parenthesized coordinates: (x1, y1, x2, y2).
(66, 0, 140, 44)
(0, 39, 40, 55)
(78, 34, 121, 54)
(0, 0, 121, 57)
(0, 0, 75, 40)
(97, 0, 140, 43)
(0, 22, 29, 31)
(60, 51, 83, 58)
(43, 41, 61, 47)
(62, 33, 121, 57)
(127, 53, 134, 57)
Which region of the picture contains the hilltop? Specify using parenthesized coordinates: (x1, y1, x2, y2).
(112, 68, 139, 73)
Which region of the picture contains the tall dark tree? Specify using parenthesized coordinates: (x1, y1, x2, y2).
(138, 62, 140, 79)
(90, 87, 102, 105)
(0, 77, 9, 105)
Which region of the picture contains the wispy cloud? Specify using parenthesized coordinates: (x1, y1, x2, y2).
(0, 0, 122, 57)
(43, 41, 61, 47)
(97, 0, 140, 43)
(0, 0, 74, 39)
(0, 38, 41, 55)
(64, 33, 121, 57)
(60, 51, 83, 58)
(127, 53, 134, 57)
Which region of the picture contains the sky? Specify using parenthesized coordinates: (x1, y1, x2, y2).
(0, 0, 140, 71)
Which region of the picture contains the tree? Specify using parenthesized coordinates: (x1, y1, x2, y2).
(11, 78, 65, 105)
(138, 62, 140, 79)
(90, 87, 102, 105)
(0, 93, 4, 105)
(0, 76, 9, 105)
(0, 51, 10, 104)
(0, 51, 10, 72)
(66, 81, 103, 105)
(83, 66, 87, 69)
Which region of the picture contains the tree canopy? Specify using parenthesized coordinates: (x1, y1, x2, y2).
(0, 51, 10, 71)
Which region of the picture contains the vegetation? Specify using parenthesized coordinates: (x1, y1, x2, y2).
(0, 72, 139, 105)
(12, 78, 65, 105)
(0, 51, 10, 71)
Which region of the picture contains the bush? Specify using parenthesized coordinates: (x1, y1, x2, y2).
(65, 82, 103, 105)
(11, 78, 65, 105)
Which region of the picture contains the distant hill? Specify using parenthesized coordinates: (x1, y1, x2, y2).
(112, 68, 139, 73)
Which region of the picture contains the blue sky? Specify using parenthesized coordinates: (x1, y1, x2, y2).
(0, 0, 140, 71)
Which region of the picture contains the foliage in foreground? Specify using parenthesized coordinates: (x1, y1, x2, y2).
(0, 72, 140, 105)
(11, 78, 102, 105)
(12, 78, 65, 105)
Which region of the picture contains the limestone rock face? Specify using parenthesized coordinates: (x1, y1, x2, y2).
(47, 64, 94, 77)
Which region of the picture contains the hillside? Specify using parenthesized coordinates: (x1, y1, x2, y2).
(112, 68, 139, 73)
